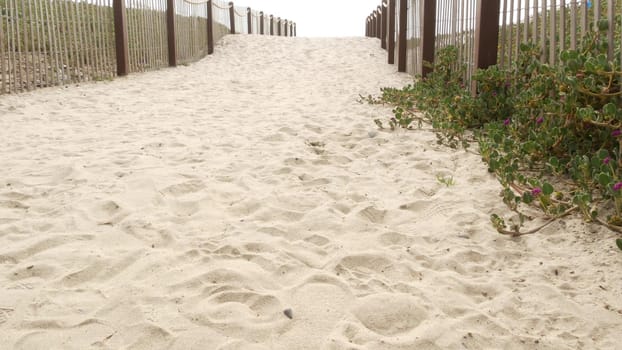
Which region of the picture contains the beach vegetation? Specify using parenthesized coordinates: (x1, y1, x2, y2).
(370, 19, 622, 249)
(436, 174, 456, 187)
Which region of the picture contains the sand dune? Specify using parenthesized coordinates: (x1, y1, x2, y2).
(0, 35, 620, 349)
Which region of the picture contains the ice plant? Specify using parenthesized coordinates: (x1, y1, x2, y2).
(372, 40, 622, 243)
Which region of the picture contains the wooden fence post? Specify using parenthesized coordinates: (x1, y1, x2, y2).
(290, 23, 293, 37)
(166, 0, 177, 67)
(388, 0, 396, 64)
(421, 0, 436, 77)
(113, 0, 129, 76)
(397, 0, 407, 72)
(607, 0, 615, 61)
(284, 20, 288, 36)
(247, 7, 252, 34)
(293, 23, 296, 37)
(207, 0, 214, 54)
(229, 2, 236, 34)
(270, 15, 274, 35)
(373, 11, 376, 38)
(277, 18, 282, 36)
(381, 2, 388, 49)
(367, 14, 374, 38)
(474, 0, 501, 71)
(371, 14, 374, 37)
(372, 13, 376, 37)
(260, 12, 264, 34)
(376, 7, 382, 39)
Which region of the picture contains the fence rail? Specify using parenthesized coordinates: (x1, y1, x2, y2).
(367, 0, 621, 88)
(0, 0, 296, 95)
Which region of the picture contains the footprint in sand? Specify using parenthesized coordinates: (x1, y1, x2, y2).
(352, 293, 428, 336)
(0, 307, 14, 325)
(0, 191, 32, 201)
(9, 264, 56, 282)
(298, 174, 331, 186)
(262, 133, 286, 142)
(304, 234, 330, 247)
(120, 219, 174, 247)
(4, 234, 93, 262)
(357, 206, 387, 223)
(399, 200, 453, 219)
(284, 157, 306, 166)
(161, 179, 206, 197)
(377, 231, 414, 247)
(59, 253, 142, 287)
(305, 139, 326, 155)
(278, 126, 298, 136)
(90, 200, 128, 225)
(0, 200, 29, 210)
(165, 198, 200, 217)
(273, 167, 293, 175)
(209, 291, 282, 322)
(304, 124, 323, 134)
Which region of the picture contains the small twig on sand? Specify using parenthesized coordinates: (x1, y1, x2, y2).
(595, 218, 622, 234)
(497, 207, 578, 237)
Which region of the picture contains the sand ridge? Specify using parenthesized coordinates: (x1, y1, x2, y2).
(0, 35, 620, 349)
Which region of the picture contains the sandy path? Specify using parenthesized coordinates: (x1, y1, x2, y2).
(0, 35, 620, 350)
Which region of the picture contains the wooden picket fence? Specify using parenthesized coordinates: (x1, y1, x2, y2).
(0, 0, 296, 95)
(366, 0, 621, 85)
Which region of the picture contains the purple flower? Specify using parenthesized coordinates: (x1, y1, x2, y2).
(504, 118, 511, 126)
(604, 157, 612, 165)
(612, 130, 622, 138)
(492, 91, 498, 97)
(532, 188, 542, 196)
(505, 82, 511, 88)
(536, 116, 544, 124)
(613, 182, 622, 191)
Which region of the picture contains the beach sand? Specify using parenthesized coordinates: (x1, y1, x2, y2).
(0, 35, 620, 349)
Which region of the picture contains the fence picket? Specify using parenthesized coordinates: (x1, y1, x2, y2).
(388, 0, 396, 64)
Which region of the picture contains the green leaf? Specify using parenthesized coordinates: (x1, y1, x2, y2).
(585, 58, 598, 73)
(542, 183, 554, 196)
(566, 59, 580, 72)
(603, 103, 617, 117)
(597, 149, 610, 160)
(522, 191, 534, 204)
(598, 172, 613, 187)
(549, 156, 560, 168)
(617, 239, 622, 251)
(578, 107, 595, 121)
(524, 141, 537, 153)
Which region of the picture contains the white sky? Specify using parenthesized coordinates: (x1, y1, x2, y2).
(237, 0, 384, 37)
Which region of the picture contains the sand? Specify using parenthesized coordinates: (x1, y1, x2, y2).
(0, 35, 620, 350)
